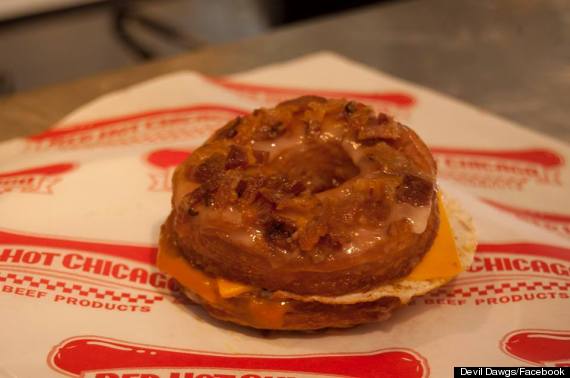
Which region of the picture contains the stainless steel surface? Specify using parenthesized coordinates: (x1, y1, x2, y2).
(1, 0, 569, 142)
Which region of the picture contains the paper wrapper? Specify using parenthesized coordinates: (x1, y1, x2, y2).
(1, 52, 569, 378)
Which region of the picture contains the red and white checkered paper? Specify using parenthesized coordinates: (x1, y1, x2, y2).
(1, 52, 569, 378)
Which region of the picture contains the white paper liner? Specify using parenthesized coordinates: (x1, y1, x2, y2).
(1, 52, 569, 378)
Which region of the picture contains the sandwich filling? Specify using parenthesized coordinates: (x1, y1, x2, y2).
(158, 192, 462, 329)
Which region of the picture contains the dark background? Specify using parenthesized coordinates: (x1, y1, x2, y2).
(0, 0, 389, 96)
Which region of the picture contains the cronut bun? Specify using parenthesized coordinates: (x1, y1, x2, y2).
(180, 193, 477, 330)
(171, 96, 441, 297)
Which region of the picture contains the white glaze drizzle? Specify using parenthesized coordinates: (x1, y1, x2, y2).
(343, 228, 385, 256)
(250, 133, 305, 160)
(391, 202, 432, 234)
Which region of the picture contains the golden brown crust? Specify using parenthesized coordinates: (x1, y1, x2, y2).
(169, 96, 439, 296)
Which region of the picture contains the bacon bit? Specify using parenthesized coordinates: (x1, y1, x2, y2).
(211, 117, 241, 140)
(212, 174, 242, 207)
(189, 184, 217, 207)
(377, 113, 390, 125)
(225, 145, 248, 170)
(255, 120, 286, 140)
(259, 177, 286, 204)
(220, 117, 241, 139)
(309, 234, 341, 263)
(187, 207, 199, 216)
(288, 181, 306, 196)
(361, 198, 391, 224)
(264, 216, 297, 248)
(258, 187, 283, 204)
(252, 149, 270, 164)
(194, 154, 225, 183)
(178, 190, 202, 218)
(318, 234, 342, 250)
(357, 114, 400, 142)
(343, 101, 358, 115)
(235, 176, 265, 205)
(304, 120, 321, 136)
(235, 179, 247, 198)
(257, 175, 307, 203)
(177, 184, 216, 222)
(396, 175, 433, 206)
(252, 194, 275, 217)
(298, 218, 328, 252)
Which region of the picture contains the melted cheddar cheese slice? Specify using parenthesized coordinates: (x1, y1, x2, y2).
(406, 193, 462, 280)
(156, 237, 220, 303)
(217, 277, 253, 298)
(157, 230, 283, 328)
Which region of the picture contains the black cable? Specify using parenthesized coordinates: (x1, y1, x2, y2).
(110, 0, 203, 61)
(111, 0, 155, 60)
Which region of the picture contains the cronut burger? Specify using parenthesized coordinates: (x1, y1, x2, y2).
(158, 96, 476, 330)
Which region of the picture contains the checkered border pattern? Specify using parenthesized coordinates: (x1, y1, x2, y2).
(429, 280, 570, 298)
(0, 272, 163, 304)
